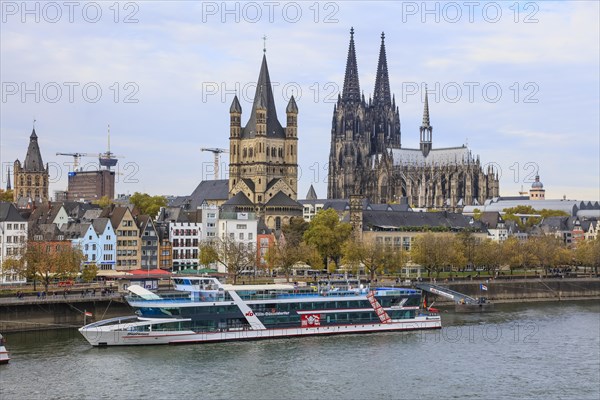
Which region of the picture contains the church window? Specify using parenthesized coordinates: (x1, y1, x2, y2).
(271, 147, 276, 157)
(35, 176, 40, 186)
(249, 148, 253, 157)
(27, 176, 32, 186)
(275, 217, 281, 230)
(291, 145, 294, 155)
(243, 148, 247, 158)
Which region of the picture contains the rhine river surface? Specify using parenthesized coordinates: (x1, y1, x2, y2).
(1, 301, 599, 400)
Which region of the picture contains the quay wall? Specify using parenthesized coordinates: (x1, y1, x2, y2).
(424, 278, 600, 304)
(0, 298, 130, 332)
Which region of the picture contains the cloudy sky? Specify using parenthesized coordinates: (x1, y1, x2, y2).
(1, 1, 598, 201)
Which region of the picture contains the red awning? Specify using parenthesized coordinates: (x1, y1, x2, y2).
(129, 269, 172, 276)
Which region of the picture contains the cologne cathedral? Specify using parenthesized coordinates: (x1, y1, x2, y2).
(327, 29, 499, 209)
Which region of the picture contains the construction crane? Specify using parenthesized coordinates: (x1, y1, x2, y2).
(201, 148, 229, 180)
(56, 152, 94, 170)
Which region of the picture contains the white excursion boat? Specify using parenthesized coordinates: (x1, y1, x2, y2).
(79, 277, 441, 346)
(0, 333, 10, 364)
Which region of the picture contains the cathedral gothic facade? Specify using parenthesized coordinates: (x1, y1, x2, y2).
(13, 128, 49, 204)
(327, 29, 499, 209)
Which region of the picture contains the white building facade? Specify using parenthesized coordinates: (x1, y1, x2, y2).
(0, 202, 28, 284)
(169, 222, 202, 271)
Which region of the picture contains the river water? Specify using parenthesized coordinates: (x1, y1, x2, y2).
(1, 300, 598, 400)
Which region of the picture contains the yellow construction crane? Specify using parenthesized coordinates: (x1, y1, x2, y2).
(201, 148, 229, 180)
(55, 152, 94, 170)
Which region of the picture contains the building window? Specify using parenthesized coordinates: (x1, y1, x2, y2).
(275, 217, 281, 230)
(249, 233, 253, 241)
(239, 233, 244, 240)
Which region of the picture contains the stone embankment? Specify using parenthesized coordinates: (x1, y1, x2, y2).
(421, 277, 600, 304)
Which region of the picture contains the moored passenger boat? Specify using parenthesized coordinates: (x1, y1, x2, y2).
(79, 277, 441, 346)
(0, 333, 10, 364)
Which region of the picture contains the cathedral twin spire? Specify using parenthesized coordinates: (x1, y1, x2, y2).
(341, 28, 392, 108)
(342, 28, 361, 103)
(373, 33, 391, 107)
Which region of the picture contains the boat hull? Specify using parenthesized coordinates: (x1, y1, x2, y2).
(0, 346, 10, 364)
(79, 316, 441, 346)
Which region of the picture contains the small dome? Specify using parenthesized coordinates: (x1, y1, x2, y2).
(531, 175, 544, 189)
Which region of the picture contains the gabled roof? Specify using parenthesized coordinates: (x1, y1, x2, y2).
(265, 192, 302, 208)
(62, 222, 91, 239)
(169, 180, 229, 210)
(223, 191, 254, 207)
(27, 202, 65, 225)
(479, 212, 504, 229)
(135, 215, 156, 234)
(82, 209, 103, 221)
(242, 179, 255, 192)
(156, 207, 189, 223)
(92, 218, 111, 235)
(101, 206, 132, 229)
(30, 223, 63, 240)
(0, 202, 26, 222)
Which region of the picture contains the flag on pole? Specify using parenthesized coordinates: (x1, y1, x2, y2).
(84, 311, 93, 317)
(480, 284, 488, 291)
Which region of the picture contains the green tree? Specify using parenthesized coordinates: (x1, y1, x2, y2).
(410, 233, 465, 277)
(281, 217, 309, 248)
(81, 263, 99, 283)
(526, 235, 569, 277)
(342, 239, 407, 280)
(129, 192, 167, 217)
(303, 209, 352, 269)
(473, 239, 502, 275)
(0, 189, 14, 202)
(200, 238, 255, 284)
(502, 236, 526, 274)
(457, 231, 477, 271)
(94, 195, 113, 208)
(267, 237, 302, 281)
(575, 237, 600, 275)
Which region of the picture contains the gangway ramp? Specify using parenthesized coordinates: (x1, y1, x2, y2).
(415, 283, 478, 305)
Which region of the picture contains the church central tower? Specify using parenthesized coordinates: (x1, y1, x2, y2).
(228, 52, 299, 205)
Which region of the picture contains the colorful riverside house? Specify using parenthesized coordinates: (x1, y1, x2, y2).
(0, 202, 28, 284)
(136, 215, 159, 271)
(65, 218, 116, 270)
(101, 206, 140, 271)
